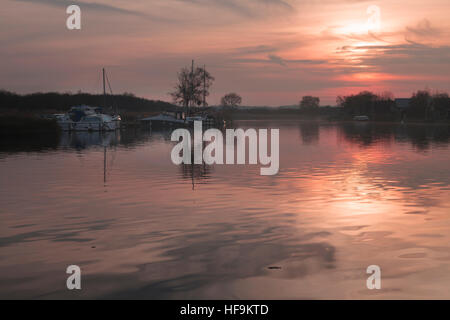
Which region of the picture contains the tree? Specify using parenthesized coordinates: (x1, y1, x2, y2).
(299, 96, 320, 110)
(410, 90, 432, 119)
(373, 91, 395, 119)
(170, 63, 214, 112)
(432, 92, 450, 119)
(338, 91, 377, 116)
(221, 93, 242, 107)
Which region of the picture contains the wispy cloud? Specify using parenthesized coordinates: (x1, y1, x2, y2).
(174, 0, 294, 17)
(14, 0, 146, 17)
(406, 19, 441, 37)
(232, 54, 326, 66)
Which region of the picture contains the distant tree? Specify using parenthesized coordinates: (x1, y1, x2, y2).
(221, 93, 242, 107)
(432, 92, 450, 119)
(170, 63, 214, 111)
(299, 96, 320, 110)
(410, 90, 432, 119)
(373, 91, 395, 118)
(336, 95, 345, 108)
(338, 91, 377, 116)
(378, 91, 394, 101)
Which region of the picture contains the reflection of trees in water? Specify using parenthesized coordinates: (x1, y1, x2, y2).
(142, 128, 174, 143)
(0, 132, 59, 153)
(178, 139, 214, 189)
(60, 129, 163, 151)
(401, 125, 450, 151)
(338, 123, 393, 147)
(299, 122, 320, 145)
(338, 123, 450, 151)
(180, 163, 213, 189)
(0, 128, 169, 154)
(60, 131, 120, 150)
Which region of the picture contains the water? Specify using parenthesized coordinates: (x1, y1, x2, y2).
(1, 121, 450, 299)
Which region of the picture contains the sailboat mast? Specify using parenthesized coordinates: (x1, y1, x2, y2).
(191, 60, 194, 109)
(102, 68, 106, 109)
(203, 64, 206, 107)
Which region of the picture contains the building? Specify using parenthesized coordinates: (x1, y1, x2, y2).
(395, 98, 411, 110)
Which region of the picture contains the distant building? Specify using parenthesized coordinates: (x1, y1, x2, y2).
(395, 98, 412, 121)
(395, 98, 411, 109)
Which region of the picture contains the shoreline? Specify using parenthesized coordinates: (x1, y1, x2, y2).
(1, 112, 450, 136)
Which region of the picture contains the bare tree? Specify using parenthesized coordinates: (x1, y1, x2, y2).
(170, 62, 214, 113)
(221, 93, 242, 107)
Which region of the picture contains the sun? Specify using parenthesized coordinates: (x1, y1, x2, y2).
(336, 23, 371, 35)
(335, 5, 381, 36)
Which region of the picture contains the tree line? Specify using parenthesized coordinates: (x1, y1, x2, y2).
(170, 62, 450, 122)
(0, 90, 177, 113)
(298, 90, 450, 121)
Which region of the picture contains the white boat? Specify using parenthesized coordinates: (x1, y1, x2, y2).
(353, 115, 369, 121)
(141, 112, 215, 129)
(56, 68, 121, 131)
(56, 105, 121, 131)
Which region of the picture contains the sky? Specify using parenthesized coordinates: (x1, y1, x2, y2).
(1, 0, 450, 106)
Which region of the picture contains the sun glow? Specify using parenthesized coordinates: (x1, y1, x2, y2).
(336, 23, 371, 35)
(335, 5, 382, 36)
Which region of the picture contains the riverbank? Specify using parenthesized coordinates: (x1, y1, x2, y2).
(1, 109, 448, 136)
(0, 114, 61, 136)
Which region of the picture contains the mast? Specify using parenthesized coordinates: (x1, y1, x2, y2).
(191, 60, 194, 110)
(102, 68, 106, 109)
(203, 64, 206, 107)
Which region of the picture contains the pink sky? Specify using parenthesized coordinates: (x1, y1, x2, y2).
(1, 0, 450, 105)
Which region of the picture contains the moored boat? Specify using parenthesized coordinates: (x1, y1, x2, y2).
(353, 115, 369, 121)
(56, 105, 121, 131)
(55, 68, 121, 131)
(141, 111, 215, 129)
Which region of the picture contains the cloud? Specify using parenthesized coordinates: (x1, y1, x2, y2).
(173, 0, 294, 17)
(268, 54, 286, 66)
(334, 41, 450, 79)
(234, 45, 279, 54)
(232, 54, 326, 66)
(406, 19, 441, 37)
(14, 0, 146, 17)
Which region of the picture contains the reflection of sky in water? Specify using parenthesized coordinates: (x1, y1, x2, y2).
(0, 121, 450, 299)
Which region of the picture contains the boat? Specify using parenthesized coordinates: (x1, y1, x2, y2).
(141, 111, 215, 129)
(353, 115, 369, 121)
(56, 105, 121, 131)
(140, 62, 216, 130)
(140, 111, 186, 129)
(56, 68, 121, 132)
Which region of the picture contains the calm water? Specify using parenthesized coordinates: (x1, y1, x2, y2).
(1, 121, 450, 299)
